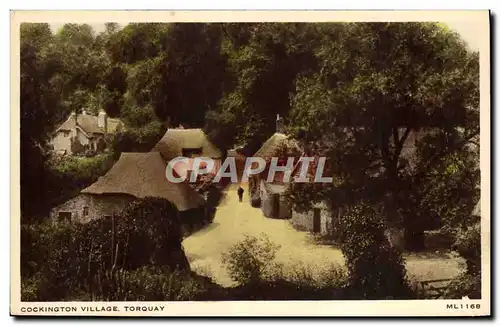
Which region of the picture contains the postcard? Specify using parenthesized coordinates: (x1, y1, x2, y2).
(10, 10, 490, 317)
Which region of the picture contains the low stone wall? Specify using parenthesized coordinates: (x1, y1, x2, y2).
(291, 208, 314, 231)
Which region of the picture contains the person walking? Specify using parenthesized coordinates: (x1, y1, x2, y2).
(237, 186, 244, 202)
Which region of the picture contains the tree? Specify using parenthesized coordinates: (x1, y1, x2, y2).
(20, 23, 116, 220)
(288, 23, 479, 248)
(20, 23, 62, 219)
(107, 23, 228, 127)
(338, 203, 411, 299)
(51, 24, 110, 115)
(206, 23, 319, 153)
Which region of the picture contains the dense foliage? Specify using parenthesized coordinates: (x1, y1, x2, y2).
(286, 23, 479, 250)
(338, 203, 412, 299)
(444, 222, 481, 299)
(222, 234, 281, 285)
(21, 198, 190, 301)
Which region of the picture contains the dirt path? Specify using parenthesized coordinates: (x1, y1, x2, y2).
(182, 185, 463, 287)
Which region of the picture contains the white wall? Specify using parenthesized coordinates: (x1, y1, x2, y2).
(50, 130, 72, 154)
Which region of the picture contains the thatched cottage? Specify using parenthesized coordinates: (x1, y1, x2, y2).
(152, 127, 222, 180)
(50, 152, 206, 224)
(249, 115, 300, 219)
(249, 115, 338, 233)
(50, 109, 124, 156)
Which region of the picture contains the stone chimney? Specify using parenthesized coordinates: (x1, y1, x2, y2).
(98, 109, 108, 133)
(70, 111, 78, 138)
(276, 114, 284, 134)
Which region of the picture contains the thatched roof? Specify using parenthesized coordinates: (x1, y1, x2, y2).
(57, 113, 123, 135)
(263, 182, 288, 194)
(254, 133, 300, 159)
(82, 152, 205, 211)
(152, 128, 222, 160)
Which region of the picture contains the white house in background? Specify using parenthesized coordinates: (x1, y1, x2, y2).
(50, 109, 124, 156)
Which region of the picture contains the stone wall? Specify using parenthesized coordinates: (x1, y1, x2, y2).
(278, 195, 292, 219)
(290, 202, 334, 235)
(50, 193, 135, 224)
(258, 179, 292, 219)
(50, 130, 73, 155)
(262, 193, 278, 218)
(291, 208, 314, 231)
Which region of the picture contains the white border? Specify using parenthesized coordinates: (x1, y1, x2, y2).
(5, 6, 494, 320)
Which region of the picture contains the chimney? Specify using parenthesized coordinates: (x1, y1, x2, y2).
(70, 111, 78, 138)
(98, 109, 108, 133)
(276, 114, 284, 134)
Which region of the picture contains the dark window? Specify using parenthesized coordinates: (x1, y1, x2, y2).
(58, 212, 72, 223)
(83, 206, 89, 216)
(182, 148, 202, 158)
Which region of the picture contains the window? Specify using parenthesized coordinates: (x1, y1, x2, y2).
(58, 212, 72, 223)
(83, 206, 89, 217)
(182, 148, 202, 158)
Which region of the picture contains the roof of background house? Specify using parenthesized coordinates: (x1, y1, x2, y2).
(81, 152, 205, 211)
(227, 146, 246, 158)
(152, 128, 222, 160)
(57, 113, 123, 135)
(254, 133, 300, 160)
(262, 182, 288, 194)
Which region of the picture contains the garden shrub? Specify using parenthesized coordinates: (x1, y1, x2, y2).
(21, 221, 87, 301)
(338, 202, 412, 299)
(444, 273, 481, 299)
(444, 222, 481, 299)
(21, 197, 190, 301)
(221, 234, 281, 285)
(88, 266, 210, 301)
(284, 262, 347, 290)
(453, 222, 481, 274)
(220, 234, 348, 299)
(47, 153, 116, 209)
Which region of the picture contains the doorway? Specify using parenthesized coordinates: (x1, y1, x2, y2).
(313, 208, 321, 233)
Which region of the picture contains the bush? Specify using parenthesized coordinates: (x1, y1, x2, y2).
(444, 222, 481, 299)
(21, 197, 190, 301)
(338, 203, 412, 299)
(87, 266, 210, 301)
(21, 222, 87, 301)
(453, 223, 481, 274)
(111, 120, 165, 159)
(444, 273, 481, 299)
(221, 234, 281, 285)
(284, 262, 347, 290)
(46, 154, 116, 209)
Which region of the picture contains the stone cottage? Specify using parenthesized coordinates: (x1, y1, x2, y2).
(257, 181, 292, 219)
(50, 109, 124, 156)
(50, 152, 206, 224)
